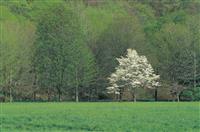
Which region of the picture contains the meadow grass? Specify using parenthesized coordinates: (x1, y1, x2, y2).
(0, 102, 199, 132)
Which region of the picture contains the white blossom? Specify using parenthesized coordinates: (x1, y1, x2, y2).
(107, 49, 160, 94)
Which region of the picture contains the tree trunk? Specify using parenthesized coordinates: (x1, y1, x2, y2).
(59, 68, 64, 102)
(154, 89, 158, 101)
(194, 51, 197, 89)
(96, 86, 98, 101)
(47, 88, 50, 102)
(119, 93, 122, 102)
(132, 89, 137, 102)
(134, 95, 137, 102)
(177, 94, 180, 102)
(132, 93, 136, 102)
(57, 86, 62, 102)
(119, 89, 122, 102)
(9, 86, 12, 103)
(58, 91, 61, 102)
(33, 73, 37, 101)
(75, 86, 79, 102)
(75, 68, 79, 102)
(9, 76, 13, 103)
(33, 91, 36, 101)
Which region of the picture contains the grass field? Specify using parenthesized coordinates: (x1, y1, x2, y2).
(0, 102, 199, 132)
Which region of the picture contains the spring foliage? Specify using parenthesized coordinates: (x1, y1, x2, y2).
(0, 0, 199, 101)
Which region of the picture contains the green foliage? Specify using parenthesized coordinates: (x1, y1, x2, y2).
(84, 0, 128, 47)
(1, 0, 64, 20)
(33, 3, 96, 101)
(0, 0, 199, 101)
(0, 5, 35, 98)
(93, 15, 146, 93)
(182, 87, 200, 101)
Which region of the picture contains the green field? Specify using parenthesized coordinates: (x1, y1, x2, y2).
(0, 102, 199, 132)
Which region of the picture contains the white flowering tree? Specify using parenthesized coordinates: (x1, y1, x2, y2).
(107, 49, 160, 102)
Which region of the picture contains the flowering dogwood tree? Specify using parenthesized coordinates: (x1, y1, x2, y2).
(107, 49, 160, 102)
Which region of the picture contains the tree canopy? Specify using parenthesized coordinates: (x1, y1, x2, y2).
(0, 0, 199, 102)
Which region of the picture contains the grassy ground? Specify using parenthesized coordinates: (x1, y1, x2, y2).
(0, 102, 199, 132)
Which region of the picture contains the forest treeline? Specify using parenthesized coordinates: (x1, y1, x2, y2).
(0, 0, 199, 102)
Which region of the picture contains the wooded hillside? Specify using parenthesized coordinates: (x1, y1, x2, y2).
(0, 0, 199, 102)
